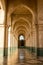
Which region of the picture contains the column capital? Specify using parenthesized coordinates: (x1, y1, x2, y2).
(4, 24, 11, 28)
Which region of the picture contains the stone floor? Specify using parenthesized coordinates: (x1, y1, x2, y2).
(0, 48, 43, 65)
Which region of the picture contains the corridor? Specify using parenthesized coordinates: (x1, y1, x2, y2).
(0, 0, 43, 65)
(2, 48, 43, 65)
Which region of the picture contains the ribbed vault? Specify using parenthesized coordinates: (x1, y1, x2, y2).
(12, 17, 31, 28)
(10, 4, 34, 40)
(14, 26, 28, 33)
(13, 19, 30, 30)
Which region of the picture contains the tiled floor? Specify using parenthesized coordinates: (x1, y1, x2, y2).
(1, 48, 43, 65)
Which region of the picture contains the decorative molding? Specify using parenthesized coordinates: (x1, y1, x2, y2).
(39, 24, 43, 31)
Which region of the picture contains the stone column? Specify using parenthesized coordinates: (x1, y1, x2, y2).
(13, 36, 14, 52)
(35, 24, 39, 57)
(11, 33, 13, 53)
(4, 25, 8, 57)
(10, 31, 13, 55)
(32, 25, 37, 53)
(38, 24, 43, 56)
(3, 0, 8, 57)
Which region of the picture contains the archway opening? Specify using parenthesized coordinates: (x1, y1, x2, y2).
(18, 35, 25, 48)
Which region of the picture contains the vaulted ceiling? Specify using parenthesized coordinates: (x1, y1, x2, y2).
(6, 0, 37, 40)
(0, 0, 38, 40)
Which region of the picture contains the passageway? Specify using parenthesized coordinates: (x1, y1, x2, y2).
(18, 35, 25, 48)
(0, 0, 43, 65)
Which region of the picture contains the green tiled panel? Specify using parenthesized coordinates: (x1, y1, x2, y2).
(0, 47, 43, 57)
(25, 47, 43, 57)
(37, 48, 43, 56)
(4, 48, 8, 56)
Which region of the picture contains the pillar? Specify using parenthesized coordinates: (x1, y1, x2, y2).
(32, 25, 37, 55)
(10, 31, 13, 55)
(4, 25, 8, 57)
(37, 24, 43, 56)
(35, 24, 39, 57)
(3, 0, 8, 57)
